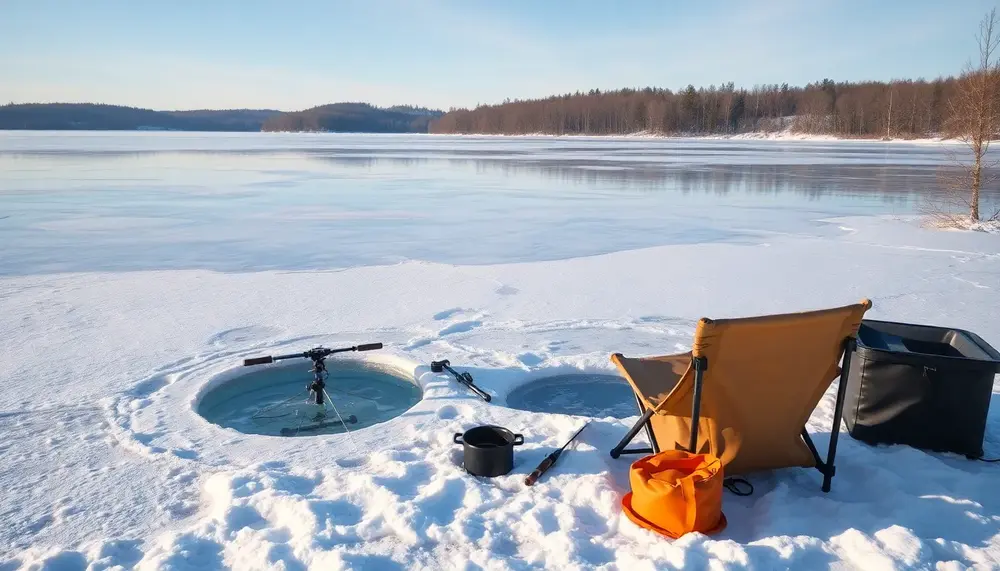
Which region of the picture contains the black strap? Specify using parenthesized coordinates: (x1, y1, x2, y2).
(723, 477, 753, 496)
(976, 456, 1000, 462)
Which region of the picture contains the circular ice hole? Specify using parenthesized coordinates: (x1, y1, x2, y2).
(505, 374, 635, 419)
(197, 360, 422, 437)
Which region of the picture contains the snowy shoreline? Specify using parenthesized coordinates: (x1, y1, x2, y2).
(33, 128, 958, 144)
(3, 215, 998, 570)
(426, 131, 966, 144)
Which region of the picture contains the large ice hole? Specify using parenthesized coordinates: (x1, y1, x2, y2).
(197, 360, 422, 436)
(505, 373, 636, 419)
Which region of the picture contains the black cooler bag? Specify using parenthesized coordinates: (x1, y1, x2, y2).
(843, 319, 1000, 458)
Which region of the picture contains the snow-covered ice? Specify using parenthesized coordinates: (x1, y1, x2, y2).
(1, 133, 999, 570)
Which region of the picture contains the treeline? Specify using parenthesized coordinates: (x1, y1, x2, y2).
(429, 78, 962, 138)
(0, 103, 280, 131)
(261, 103, 442, 133)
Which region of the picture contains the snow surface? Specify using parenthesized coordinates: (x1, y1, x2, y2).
(926, 216, 1000, 235)
(2, 134, 1000, 570)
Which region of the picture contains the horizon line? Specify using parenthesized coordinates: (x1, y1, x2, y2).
(1, 72, 964, 114)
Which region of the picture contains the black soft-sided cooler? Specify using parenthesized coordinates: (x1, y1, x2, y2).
(843, 319, 1000, 457)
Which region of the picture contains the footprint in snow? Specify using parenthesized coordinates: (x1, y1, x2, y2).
(435, 404, 473, 420)
(495, 284, 519, 296)
(153, 535, 224, 569)
(530, 505, 562, 535)
(167, 468, 197, 484)
(573, 505, 610, 535)
(517, 352, 545, 367)
(90, 539, 144, 570)
(266, 543, 307, 571)
(170, 448, 199, 460)
(28, 551, 86, 571)
(335, 457, 366, 469)
(404, 337, 434, 350)
(405, 317, 483, 349)
(224, 505, 266, 532)
(270, 473, 320, 495)
(372, 462, 433, 499)
(383, 448, 421, 462)
(130, 375, 171, 399)
(208, 325, 282, 347)
(436, 405, 460, 420)
(574, 539, 616, 566)
(437, 320, 482, 336)
(414, 477, 467, 528)
(432, 307, 465, 321)
(309, 499, 363, 527)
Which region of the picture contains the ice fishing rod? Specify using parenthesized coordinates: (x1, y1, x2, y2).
(524, 422, 589, 486)
(244, 343, 383, 406)
(430, 360, 491, 402)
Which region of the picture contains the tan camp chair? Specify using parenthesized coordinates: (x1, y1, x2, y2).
(610, 300, 871, 492)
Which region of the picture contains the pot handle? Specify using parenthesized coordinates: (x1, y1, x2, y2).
(453, 433, 464, 444)
(513, 434, 524, 445)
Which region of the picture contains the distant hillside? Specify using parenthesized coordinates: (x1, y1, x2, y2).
(261, 103, 443, 133)
(0, 103, 281, 131)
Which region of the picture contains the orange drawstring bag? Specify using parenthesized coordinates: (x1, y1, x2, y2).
(621, 450, 727, 538)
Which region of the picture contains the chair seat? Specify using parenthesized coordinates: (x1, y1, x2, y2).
(611, 351, 691, 411)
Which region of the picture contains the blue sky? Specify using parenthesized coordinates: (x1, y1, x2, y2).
(1, 0, 996, 111)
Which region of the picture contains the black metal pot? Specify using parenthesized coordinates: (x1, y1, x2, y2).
(453, 425, 524, 477)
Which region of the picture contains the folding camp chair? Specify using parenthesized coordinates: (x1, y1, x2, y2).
(610, 300, 872, 493)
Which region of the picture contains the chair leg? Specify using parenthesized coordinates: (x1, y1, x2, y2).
(638, 393, 660, 454)
(801, 428, 823, 467)
(822, 338, 856, 493)
(611, 408, 655, 459)
(688, 357, 707, 453)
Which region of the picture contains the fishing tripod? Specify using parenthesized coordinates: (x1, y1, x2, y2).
(301, 347, 341, 406)
(244, 343, 383, 405)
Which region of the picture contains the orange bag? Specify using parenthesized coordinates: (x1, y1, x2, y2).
(621, 450, 727, 538)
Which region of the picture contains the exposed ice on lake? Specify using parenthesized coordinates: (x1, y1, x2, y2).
(2, 132, 997, 275)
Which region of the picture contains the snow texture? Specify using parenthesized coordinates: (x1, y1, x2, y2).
(1, 135, 999, 570)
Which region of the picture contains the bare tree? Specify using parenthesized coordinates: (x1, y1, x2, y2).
(884, 83, 893, 140)
(948, 8, 1000, 222)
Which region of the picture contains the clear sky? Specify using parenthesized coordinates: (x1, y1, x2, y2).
(1, 0, 996, 111)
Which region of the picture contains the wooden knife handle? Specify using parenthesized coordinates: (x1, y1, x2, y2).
(524, 456, 555, 486)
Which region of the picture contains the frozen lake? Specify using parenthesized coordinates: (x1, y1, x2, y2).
(1, 131, 997, 275)
(2, 131, 999, 570)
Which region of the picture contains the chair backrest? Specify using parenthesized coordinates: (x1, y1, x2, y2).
(653, 300, 871, 475)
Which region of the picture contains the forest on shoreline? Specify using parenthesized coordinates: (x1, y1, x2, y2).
(429, 78, 963, 139)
